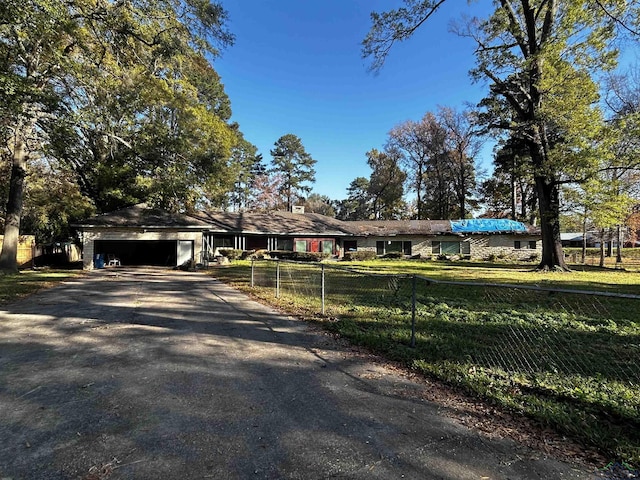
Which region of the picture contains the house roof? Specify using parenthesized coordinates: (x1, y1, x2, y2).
(190, 210, 357, 236)
(346, 219, 537, 236)
(450, 219, 530, 233)
(74, 204, 210, 229)
(561, 232, 597, 242)
(346, 220, 450, 236)
(76, 205, 356, 236)
(76, 205, 539, 237)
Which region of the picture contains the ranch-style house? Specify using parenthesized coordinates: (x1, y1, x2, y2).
(75, 204, 541, 269)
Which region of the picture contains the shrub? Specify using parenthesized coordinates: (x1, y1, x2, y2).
(383, 252, 404, 259)
(218, 249, 243, 260)
(243, 249, 270, 260)
(259, 251, 329, 262)
(343, 250, 376, 261)
(290, 252, 329, 262)
(267, 250, 294, 260)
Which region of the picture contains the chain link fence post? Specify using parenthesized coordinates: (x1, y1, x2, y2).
(250, 258, 254, 288)
(276, 260, 280, 298)
(321, 263, 325, 315)
(410, 274, 417, 348)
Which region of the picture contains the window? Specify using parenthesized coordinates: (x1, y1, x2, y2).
(343, 240, 357, 252)
(433, 241, 460, 254)
(376, 240, 411, 255)
(213, 235, 234, 248)
(277, 238, 293, 251)
(432, 241, 470, 255)
(321, 240, 334, 255)
(514, 241, 522, 249)
(528, 241, 537, 249)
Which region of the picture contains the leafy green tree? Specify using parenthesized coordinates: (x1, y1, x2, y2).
(304, 194, 336, 217)
(0, 0, 235, 272)
(228, 138, 263, 212)
(336, 177, 372, 220)
(480, 137, 537, 223)
(362, 0, 631, 270)
(367, 149, 407, 220)
(270, 134, 317, 212)
(566, 178, 635, 266)
(21, 162, 95, 243)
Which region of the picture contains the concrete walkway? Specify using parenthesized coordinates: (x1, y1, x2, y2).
(0, 268, 591, 479)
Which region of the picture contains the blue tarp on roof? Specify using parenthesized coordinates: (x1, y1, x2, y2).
(450, 219, 528, 233)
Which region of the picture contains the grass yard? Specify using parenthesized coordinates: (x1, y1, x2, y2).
(0, 270, 82, 306)
(210, 259, 640, 465)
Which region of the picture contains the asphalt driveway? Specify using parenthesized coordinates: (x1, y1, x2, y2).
(0, 268, 592, 479)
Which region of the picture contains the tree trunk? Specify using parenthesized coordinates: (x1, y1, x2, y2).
(599, 229, 605, 267)
(510, 170, 517, 220)
(581, 217, 587, 264)
(0, 134, 28, 274)
(534, 174, 569, 271)
(416, 165, 423, 219)
(616, 224, 623, 265)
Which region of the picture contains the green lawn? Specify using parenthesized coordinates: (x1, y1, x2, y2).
(338, 259, 640, 295)
(210, 259, 640, 465)
(0, 270, 82, 306)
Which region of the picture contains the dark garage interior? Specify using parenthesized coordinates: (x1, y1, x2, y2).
(94, 240, 177, 266)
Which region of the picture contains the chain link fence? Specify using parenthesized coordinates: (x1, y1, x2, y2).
(250, 259, 639, 385)
(248, 258, 640, 460)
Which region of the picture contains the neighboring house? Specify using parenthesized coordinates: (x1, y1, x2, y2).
(75, 205, 541, 269)
(560, 232, 598, 248)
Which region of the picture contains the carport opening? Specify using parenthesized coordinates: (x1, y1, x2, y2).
(94, 240, 177, 266)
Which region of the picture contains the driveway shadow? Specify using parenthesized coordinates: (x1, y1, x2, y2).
(0, 268, 590, 479)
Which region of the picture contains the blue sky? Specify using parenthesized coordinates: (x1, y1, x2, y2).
(214, 1, 496, 201)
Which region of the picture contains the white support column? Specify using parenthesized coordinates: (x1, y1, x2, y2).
(82, 233, 95, 270)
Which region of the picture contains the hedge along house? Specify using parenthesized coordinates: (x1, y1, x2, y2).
(347, 219, 541, 260)
(75, 205, 541, 269)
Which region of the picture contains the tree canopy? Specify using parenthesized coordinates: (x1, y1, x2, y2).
(270, 134, 317, 212)
(363, 0, 636, 270)
(0, 0, 245, 272)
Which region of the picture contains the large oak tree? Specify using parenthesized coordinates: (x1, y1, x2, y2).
(363, 0, 632, 270)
